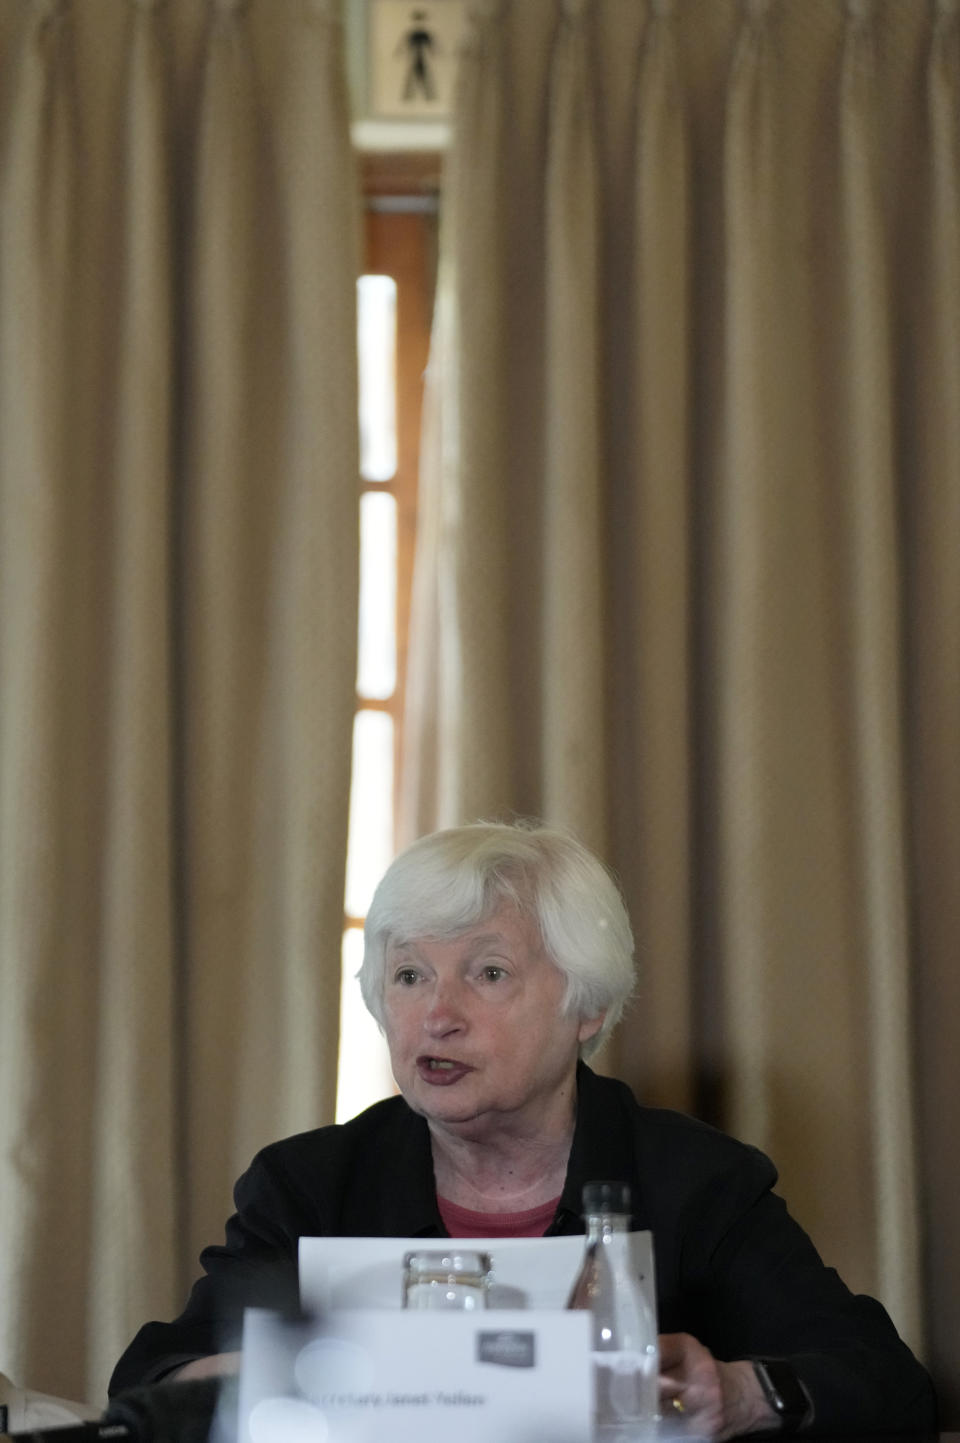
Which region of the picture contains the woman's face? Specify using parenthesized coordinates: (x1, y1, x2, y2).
(381, 902, 603, 1140)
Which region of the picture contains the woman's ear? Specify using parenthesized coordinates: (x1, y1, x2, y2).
(577, 1011, 605, 1046)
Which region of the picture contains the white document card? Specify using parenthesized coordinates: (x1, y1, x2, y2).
(238, 1306, 593, 1443)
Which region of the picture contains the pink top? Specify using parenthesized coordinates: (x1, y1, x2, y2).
(438, 1194, 562, 1238)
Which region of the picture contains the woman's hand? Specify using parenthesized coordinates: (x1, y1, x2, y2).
(658, 1333, 778, 1441)
(169, 1352, 242, 1382)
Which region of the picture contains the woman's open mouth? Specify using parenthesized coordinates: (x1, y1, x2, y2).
(417, 1055, 472, 1085)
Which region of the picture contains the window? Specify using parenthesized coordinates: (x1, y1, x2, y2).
(336, 155, 439, 1123)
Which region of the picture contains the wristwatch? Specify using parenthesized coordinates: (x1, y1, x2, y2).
(751, 1358, 814, 1433)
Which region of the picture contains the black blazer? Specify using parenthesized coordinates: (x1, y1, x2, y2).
(109, 1065, 936, 1434)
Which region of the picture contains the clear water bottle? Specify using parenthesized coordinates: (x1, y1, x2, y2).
(566, 1180, 659, 1431)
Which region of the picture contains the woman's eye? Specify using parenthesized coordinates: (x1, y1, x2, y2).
(394, 968, 420, 986)
(481, 965, 505, 982)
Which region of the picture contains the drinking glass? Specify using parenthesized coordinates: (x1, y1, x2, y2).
(401, 1249, 492, 1311)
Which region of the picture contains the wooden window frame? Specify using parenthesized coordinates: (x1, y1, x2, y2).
(344, 152, 440, 930)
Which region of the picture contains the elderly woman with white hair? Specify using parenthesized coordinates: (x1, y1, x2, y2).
(110, 823, 935, 1439)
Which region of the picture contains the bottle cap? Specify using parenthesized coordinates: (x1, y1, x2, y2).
(582, 1180, 632, 1215)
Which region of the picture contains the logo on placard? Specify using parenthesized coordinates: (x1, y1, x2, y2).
(476, 1330, 536, 1368)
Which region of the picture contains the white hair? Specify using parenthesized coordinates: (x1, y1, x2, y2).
(359, 821, 635, 1059)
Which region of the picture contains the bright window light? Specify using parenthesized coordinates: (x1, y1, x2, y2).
(344, 710, 394, 920)
(357, 274, 397, 482)
(357, 491, 397, 700)
(336, 927, 395, 1123)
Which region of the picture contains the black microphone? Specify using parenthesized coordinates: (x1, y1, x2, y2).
(3, 1377, 230, 1443)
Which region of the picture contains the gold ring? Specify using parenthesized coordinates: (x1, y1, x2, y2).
(671, 1397, 686, 1414)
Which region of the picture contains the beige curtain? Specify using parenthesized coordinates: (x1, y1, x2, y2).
(0, 0, 358, 1407)
(404, 0, 959, 1420)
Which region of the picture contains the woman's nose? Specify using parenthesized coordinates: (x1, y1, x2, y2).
(423, 980, 465, 1036)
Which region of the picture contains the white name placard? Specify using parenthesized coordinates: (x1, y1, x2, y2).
(238, 1306, 593, 1443)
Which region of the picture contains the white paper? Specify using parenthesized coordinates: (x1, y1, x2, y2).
(299, 1233, 654, 1314)
(238, 1306, 593, 1443)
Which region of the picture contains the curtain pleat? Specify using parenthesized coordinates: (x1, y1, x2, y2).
(542, 0, 605, 849)
(180, 0, 271, 1269)
(86, 0, 178, 1389)
(912, 0, 960, 1416)
(399, 277, 449, 840)
(713, 0, 779, 1150)
(0, 0, 85, 1392)
(403, 0, 514, 837)
(440, 0, 512, 821)
(836, 0, 921, 1346)
(267, 0, 359, 1138)
(619, 0, 693, 1107)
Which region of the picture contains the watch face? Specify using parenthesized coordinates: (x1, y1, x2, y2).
(754, 1359, 812, 1431)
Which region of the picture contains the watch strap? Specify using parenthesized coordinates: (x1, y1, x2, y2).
(751, 1358, 814, 1433)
